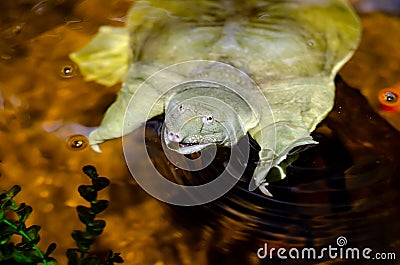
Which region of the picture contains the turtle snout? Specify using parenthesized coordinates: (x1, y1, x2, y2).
(167, 131, 181, 143)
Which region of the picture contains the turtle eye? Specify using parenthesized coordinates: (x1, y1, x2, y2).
(202, 115, 214, 125)
(178, 105, 185, 113)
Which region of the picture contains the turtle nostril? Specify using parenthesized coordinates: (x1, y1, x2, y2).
(168, 132, 181, 142)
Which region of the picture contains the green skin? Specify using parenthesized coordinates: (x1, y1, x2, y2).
(69, 0, 361, 195)
(164, 96, 240, 154)
(162, 86, 283, 196)
(161, 79, 323, 194)
(163, 85, 251, 153)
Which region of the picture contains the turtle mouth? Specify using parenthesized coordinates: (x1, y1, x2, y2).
(166, 140, 213, 154)
(163, 129, 216, 154)
(179, 142, 198, 148)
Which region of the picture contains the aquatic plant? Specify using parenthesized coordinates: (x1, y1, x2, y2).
(66, 165, 123, 265)
(0, 166, 123, 265)
(0, 185, 57, 265)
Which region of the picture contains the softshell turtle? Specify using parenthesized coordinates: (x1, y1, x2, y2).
(70, 0, 361, 195)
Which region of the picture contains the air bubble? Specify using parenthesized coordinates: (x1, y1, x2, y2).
(384, 91, 398, 103)
(59, 64, 77, 78)
(377, 87, 400, 111)
(67, 134, 88, 150)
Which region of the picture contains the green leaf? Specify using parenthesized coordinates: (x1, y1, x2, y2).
(16, 205, 32, 224)
(24, 225, 41, 244)
(71, 230, 94, 242)
(82, 256, 100, 265)
(78, 185, 97, 202)
(7, 185, 21, 199)
(12, 249, 35, 263)
(90, 200, 108, 214)
(16, 241, 35, 251)
(0, 186, 20, 210)
(77, 206, 95, 225)
(92, 177, 110, 191)
(76, 240, 92, 253)
(45, 242, 57, 258)
(0, 222, 15, 240)
(11, 202, 24, 213)
(71, 230, 94, 252)
(114, 255, 125, 263)
(106, 251, 124, 264)
(10, 201, 25, 212)
(66, 248, 79, 265)
(0, 192, 7, 202)
(87, 220, 106, 236)
(92, 220, 106, 230)
(82, 165, 99, 180)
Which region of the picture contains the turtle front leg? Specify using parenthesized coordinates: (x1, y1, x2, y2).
(89, 83, 165, 152)
(88, 89, 140, 152)
(252, 148, 289, 197)
(254, 152, 301, 196)
(250, 122, 317, 196)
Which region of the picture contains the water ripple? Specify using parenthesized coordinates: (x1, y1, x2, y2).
(146, 78, 400, 264)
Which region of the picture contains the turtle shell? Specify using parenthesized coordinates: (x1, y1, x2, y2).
(127, 0, 360, 81)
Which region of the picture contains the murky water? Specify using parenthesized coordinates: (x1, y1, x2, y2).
(0, 1, 399, 265)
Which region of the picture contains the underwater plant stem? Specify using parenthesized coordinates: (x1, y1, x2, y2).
(2, 219, 48, 265)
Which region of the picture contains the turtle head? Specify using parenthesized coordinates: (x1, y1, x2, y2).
(163, 94, 241, 155)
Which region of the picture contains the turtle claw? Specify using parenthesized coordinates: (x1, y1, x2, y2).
(259, 183, 273, 197)
(91, 144, 102, 153)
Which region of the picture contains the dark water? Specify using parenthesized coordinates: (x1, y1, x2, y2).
(145, 77, 400, 265)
